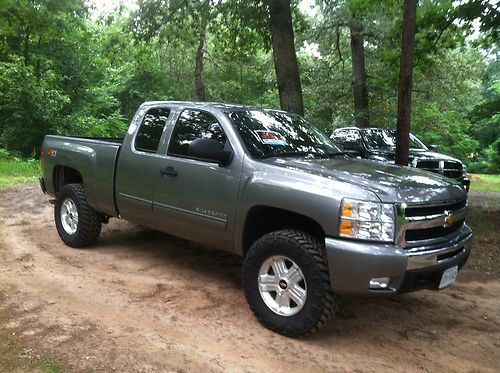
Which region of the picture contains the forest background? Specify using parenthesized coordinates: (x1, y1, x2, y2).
(0, 0, 498, 173)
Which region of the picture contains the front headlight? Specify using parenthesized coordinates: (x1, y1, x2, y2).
(339, 198, 395, 242)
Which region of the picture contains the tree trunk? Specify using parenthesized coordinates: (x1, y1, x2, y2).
(349, 19, 369, 128)
(23, 27, 30, 66)
(268, 0, 304, 116)
(194, 18, 208, 101)
(395, 0, 418, 166)
(35, 36, 42, 80)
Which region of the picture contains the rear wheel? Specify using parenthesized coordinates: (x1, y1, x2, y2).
(242, 230, 338, 337)
(54, 183, 102, 248)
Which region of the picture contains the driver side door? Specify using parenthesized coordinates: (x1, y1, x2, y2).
(152, 109, 242, 252)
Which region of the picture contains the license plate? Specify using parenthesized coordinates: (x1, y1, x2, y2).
(439, 265, 458, 289)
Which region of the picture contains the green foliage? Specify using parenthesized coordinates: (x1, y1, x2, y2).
(307, 0, 498, 172)
(0, 0, 497, 173)
(466, 58, 500, 173)
(0, 58, 69, 156)
(468, 139, 500, 174)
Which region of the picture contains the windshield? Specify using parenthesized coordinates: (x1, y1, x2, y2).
(228, 110, 342, 159)
(362, 129, 427, 150)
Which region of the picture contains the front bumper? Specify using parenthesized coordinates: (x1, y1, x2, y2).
(325, 225, 472, 295)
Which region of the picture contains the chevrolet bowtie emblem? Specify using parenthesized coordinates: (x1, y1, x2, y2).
(444, 211, 455, 227)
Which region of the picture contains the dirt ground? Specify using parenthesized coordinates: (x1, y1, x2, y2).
(0, 185, 499, 372)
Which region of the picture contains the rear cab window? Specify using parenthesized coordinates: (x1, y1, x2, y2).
(135, 108, 171, 153)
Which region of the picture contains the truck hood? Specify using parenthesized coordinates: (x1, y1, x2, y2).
(409, 150, 462, 162)
(368, 149, 462, 164)
(263, 156, 466, 204)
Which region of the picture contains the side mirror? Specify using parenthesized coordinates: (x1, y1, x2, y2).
(343, 141, 363, 153)
(188, 138, 233, 166)
(428, 144, 438, 151)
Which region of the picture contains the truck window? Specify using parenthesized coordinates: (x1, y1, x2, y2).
(345, 129, 361, 144)
(168, 110, 227, 158)
(135, 108, 171, 153)
(331, 130, 347, 145)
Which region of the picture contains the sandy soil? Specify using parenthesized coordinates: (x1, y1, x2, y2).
(0, 185, 499, 372)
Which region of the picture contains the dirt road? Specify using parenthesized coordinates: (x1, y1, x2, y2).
(1, 185, 499, 372)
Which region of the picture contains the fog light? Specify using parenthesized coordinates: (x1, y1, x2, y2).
(370, 277, 391, 290)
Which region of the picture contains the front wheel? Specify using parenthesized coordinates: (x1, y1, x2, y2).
(242, 230, 338, 337)
(54, 183, 102, 248)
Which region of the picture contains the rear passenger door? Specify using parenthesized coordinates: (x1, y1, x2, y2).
(153, 109, 242, 252)
(115, 107, 171, 228)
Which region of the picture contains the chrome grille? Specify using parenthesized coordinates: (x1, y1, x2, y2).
(405, 219, 465, 242)
(396, 200, 467, 248)
(415, 159, 463, 180)
(404, 199, 466, 217)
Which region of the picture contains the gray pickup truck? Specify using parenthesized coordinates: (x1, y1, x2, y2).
(40, 101, 472, 337)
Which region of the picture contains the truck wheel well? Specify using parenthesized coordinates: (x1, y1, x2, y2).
(53, 166, 83, 194)
(242, 206, 325, 256)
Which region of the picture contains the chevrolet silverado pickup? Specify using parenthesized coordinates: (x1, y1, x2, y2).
(40, 101, 472, 337)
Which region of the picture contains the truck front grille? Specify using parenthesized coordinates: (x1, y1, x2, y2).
(405, 219, 465, 242)
(415, 160, 463, 180)
(396, 200, 467, 248)
(404, 200, 466, 217)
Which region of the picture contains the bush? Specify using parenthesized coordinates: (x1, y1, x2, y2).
(0, 59, 69, 157)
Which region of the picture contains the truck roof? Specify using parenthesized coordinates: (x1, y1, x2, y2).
(141, 100, 290, 114)
(333, 127, 394, 132)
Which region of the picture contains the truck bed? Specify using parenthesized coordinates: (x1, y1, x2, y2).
(42, 135, 123, 217)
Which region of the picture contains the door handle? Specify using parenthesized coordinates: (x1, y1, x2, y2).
(159, 166, 178, 177)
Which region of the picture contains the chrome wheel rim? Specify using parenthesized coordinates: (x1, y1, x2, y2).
(60, 198, 79, 235)
(258, 255, 307, 316)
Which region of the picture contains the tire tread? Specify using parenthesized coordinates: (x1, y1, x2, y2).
(55, 183, 101, 248)
(243, 229, 340, 337)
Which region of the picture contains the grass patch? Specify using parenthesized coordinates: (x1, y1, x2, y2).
(0, 331, 64, 372)
(467, 207, 489, 235)
(39, 356, 64, 373)
(464, 193, 500, 280)
(469, 174, 500, 192)
(0, 150, 40, 188)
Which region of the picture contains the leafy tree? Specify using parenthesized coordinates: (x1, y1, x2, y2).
(467, 57, 500, 172)
(395, 0, 418, 166)
(0, 0, 496, 173)
(131, 0, 221, 101)
(0, 58, 68, 155)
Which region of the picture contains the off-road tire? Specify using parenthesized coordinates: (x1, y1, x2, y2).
(242, 229, 339, 337)
(54, 183, 102, 248)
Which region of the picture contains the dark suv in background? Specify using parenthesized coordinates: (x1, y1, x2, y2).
(331, 127, 470, 191)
